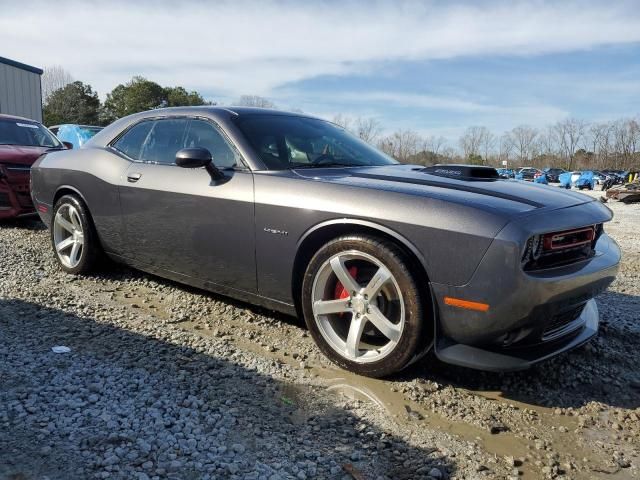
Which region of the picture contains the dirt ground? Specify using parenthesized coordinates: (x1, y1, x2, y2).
(0, 188, 638, 480)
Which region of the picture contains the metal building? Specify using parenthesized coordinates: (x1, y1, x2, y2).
(0, 56, 43, 122)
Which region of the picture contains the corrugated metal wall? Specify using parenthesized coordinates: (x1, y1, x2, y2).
(0, 63, 42, 122)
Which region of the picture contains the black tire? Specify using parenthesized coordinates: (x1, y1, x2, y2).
(301, 234, 431, 378)
(51, 194, 101, 274)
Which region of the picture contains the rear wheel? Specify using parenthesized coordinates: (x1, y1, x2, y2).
(51, 194, 100, 274)
(301, 235, 430, 377)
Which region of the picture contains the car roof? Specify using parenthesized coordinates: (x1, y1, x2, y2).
(0, 113, 41, 124)
(86, 106, 328, 151)
(49, 124, 104, 129)
(119, 105, 322, 122)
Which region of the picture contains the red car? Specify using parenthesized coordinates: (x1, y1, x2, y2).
(0, 114, 66, 219)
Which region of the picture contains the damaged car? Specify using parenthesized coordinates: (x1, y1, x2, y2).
(0, 114, 66, 219)
(30, 107, 621, 377)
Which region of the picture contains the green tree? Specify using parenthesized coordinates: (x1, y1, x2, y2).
(466, 153, 484, 165)
(164, 86, 209, 107)
(102, 77, 212, 123)
(102, 76, 165, 123)
(43, 81, 100, 126)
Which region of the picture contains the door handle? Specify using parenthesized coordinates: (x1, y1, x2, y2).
(127, 173, 142, 183)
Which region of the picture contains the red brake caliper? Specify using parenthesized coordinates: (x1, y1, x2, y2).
(334, 266, 358, 316)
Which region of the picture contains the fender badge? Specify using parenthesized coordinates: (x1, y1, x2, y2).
(264, 227, 289, 236)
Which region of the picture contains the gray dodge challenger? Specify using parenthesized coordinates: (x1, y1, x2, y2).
(30, 107, 621, 377)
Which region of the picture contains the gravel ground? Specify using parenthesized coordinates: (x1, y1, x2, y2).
(0, 190, 638, 480)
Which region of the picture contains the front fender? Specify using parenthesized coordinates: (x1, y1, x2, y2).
(297, 217, 428, 270)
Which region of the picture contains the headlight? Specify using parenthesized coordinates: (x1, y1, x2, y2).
(531, 235, 542, 260)
(522, 227, 596, 270)
(521, 235, 542, 266)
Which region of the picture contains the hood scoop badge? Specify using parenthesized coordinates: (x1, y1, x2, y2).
(421, 164, 499, 181)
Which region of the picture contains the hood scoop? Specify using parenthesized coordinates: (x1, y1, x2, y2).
(420, 164, 499, 181)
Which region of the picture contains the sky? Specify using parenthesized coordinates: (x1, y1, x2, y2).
(2, 0, 640, 140)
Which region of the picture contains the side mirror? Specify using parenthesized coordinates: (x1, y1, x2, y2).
(62, 141, 74, 150)
(175, 147, 224, 181)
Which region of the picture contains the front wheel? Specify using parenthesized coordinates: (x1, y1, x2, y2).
(51, 194, 101, 274)
(301, 235, 431, 377)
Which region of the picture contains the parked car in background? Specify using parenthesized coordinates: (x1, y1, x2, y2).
(576, 171, 596, 190)
(516, 167, 544, 181)
(534, 173, 549, 184)
(592, 171, 613, 186)
(496, 168, 515, 179)
(30, 106, 620, 377)
(558, 171, 573, 189)
(543, 167, 566, 183)
(0, 114, 66, 219)
(601, 170, 628, 185)
(602, 169, 624, 184)
(49, 124, 103, 149)
(570, 171, 582, 186)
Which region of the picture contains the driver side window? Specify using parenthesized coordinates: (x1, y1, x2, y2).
(139, 118, 189, 165)
(183, 119, 238, 168)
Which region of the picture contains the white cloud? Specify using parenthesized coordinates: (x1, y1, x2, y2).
(276, 90, 569, 135)
(1, 0, 639, 99)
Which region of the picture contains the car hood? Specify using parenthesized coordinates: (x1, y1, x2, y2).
(293, 164, 594, 215)
(0, 145, 54, 166)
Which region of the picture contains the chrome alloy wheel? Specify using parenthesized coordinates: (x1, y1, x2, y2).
(311, 250, 405, 363)
(53, 204, 84, 269)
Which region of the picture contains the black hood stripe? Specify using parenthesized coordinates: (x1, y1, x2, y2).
(351, 172, 545, 208)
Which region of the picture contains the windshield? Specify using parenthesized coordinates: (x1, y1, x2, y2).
(0, 119, 61, 148)
(233, 114, 397, 170)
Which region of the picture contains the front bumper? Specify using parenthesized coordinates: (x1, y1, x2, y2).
(430, 202, 620, 371)
(0, 178, 34, 219)
(435, 299, 599, 371)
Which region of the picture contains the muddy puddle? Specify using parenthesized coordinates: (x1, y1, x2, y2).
(101, 283, 632, 479)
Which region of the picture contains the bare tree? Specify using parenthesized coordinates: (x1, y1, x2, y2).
(355, 117, 382, 144)
(423, 135, 447, 156)
(440, 146, 457, 161)
(498, 133, 514, 166)
(235, 95, 276, 108)
(628, 119, 640, 169)
(311, 112, 639, 171)
(378, 129, 421, 163)
(331, 114, 353, 131)
(506, 125, 538, 164)
(537, 127, 559, 157)
(611, 118, 640, 170)
(554, 118, 586, 170)
(481, 129, 495, 164)
(458, 126, 486, 159)
(589, 123, 614, 169)
(41, 65, 74, 104)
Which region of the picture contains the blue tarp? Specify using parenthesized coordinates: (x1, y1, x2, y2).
(496, 168, 514, 178)
(534, 174, 549, 184)
(55, 124, 102, 148)
(558, 172, 572, 189)
(576, 171, 596, 190)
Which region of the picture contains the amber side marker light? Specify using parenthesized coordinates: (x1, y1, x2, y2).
(444, 296, 490, 312)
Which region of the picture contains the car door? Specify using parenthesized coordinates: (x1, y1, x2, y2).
(116, 116, 256, 294)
